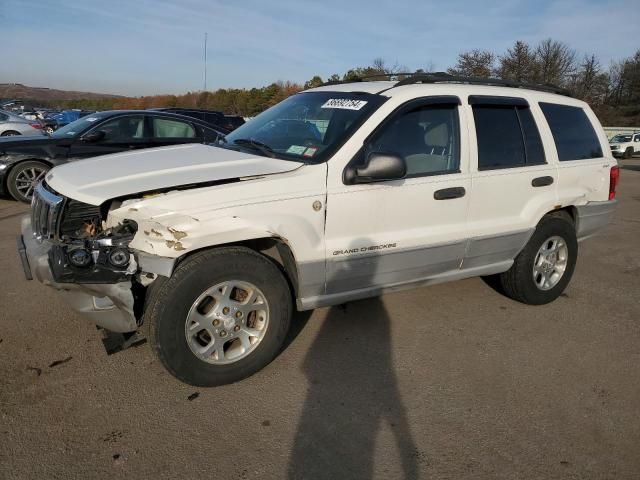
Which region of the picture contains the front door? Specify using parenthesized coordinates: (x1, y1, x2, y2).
(324, 97, 470, 296)
(68, 114, 148, 160)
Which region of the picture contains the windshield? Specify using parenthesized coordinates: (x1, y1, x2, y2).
(51, 113, 108, 138)
(610, 135, 632, 143)
(221, 91, 386, 163)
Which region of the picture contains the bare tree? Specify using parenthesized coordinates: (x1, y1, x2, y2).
(497, 41, 537, 82)
(607, 50, 640, 106)
(447, 49, 495, 78)
(534, 39, 576, 85)
(569, 54, 609, 103)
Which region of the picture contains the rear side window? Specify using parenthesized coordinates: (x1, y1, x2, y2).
(153, 118, 196, 138)
(539, 103, 603, 160)
(0, 112, 8, 121)
(472, 105, 545, 170)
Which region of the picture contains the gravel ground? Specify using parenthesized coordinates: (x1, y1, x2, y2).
(1, 160, 639, 480)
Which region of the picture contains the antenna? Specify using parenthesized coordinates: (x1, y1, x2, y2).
(203, 32, 208, 91)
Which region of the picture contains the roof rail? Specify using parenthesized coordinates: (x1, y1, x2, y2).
(393, 72, 571, 97)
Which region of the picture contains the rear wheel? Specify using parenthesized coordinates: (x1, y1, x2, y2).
(497, 213, 577, 305)
(144, 247, 292, 386)
(6, 160, 50, 203)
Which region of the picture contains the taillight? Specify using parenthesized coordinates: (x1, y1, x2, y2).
(609, 166, 620, 200)
(29, 122, 43, 129)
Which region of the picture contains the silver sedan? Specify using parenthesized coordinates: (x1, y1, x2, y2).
(0, 110, 46, 137)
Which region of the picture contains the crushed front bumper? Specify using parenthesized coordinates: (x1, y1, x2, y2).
(18, 216, 138, 333)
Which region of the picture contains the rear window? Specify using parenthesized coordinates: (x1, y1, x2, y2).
(539, 103, 603, 161)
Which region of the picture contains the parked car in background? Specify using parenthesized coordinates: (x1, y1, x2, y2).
(0, 110, 225, 202)
(43, 110, 94, 134)
(0, 110, 46, 137)
(609, 132, 640, 158)
(151, 108, 244, 132)
(222, 114, 246, 131)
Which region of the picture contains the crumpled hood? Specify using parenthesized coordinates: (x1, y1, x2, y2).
(46, 143, 302, 205)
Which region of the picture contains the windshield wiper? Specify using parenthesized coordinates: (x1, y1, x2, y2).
(233, 138, 276, 158)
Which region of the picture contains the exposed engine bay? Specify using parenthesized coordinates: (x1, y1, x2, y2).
(45, 195, 139, 284)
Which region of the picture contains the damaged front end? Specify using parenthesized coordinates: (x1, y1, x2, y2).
(21, 182, 150, 336)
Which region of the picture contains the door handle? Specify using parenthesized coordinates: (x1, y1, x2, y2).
(434, 187, 466, 200)
(532, 176, 554, 187)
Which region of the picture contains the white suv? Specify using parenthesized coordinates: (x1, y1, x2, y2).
(609, 132, 640, 158)
(19, 74, 619, 386)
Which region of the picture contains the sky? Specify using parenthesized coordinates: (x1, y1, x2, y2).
(0, 0, 638, 96)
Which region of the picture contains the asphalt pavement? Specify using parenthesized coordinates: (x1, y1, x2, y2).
(1, 160, 639, 479)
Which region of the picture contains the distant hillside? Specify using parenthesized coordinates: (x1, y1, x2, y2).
(0, 83, 121, 102)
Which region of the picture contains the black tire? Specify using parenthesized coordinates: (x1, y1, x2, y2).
(1, 130, 20, 136)
(497, 212, 577, 305)
(6, 160, 50, 203)
(623, 147, 633, 159)
(144, 247, 293, 386)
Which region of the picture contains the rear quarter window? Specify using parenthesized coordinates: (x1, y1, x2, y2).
(539, 103, 603, 161)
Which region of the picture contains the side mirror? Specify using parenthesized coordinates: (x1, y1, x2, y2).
(344, 152, 407, 184)
(81, 130, 105, 143)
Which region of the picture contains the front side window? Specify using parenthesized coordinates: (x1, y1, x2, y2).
(368, 103, 460, 176)
(539, 103, 603, 161)
(153, 117, 196, 138)
(634, 134, 640, 142)
(51, 112, 111, 138)
(222, 91, 386, 163)
(94, 116, 145, 143)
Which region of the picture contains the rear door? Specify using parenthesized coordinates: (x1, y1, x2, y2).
(464, 95, 557, 269)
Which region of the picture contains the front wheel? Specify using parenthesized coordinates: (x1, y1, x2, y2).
(144, 247, 292, 386)
(6, 160, 50, 203)
(497, 213, 578, 305)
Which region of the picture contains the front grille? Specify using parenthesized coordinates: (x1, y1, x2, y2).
(31, 182, 64, 240)
(59, 199, 102, 238)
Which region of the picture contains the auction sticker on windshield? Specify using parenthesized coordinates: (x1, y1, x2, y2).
(321, 99, 368, 110)
(286, 145, 307, 155)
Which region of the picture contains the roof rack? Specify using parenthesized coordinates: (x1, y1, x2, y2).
(320, 72, 416, 87)
(393, 72, 571, 97)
